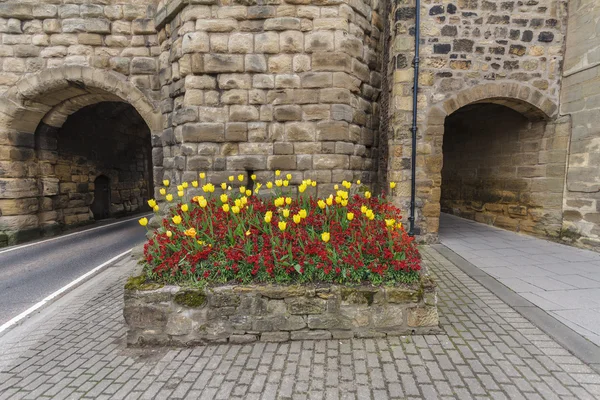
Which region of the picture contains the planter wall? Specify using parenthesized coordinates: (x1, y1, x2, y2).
(124, 276, 439, 346)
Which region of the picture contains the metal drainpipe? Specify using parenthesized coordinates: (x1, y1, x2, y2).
(408, 0, 421, 236)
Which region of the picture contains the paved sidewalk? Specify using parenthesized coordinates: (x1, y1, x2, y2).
(439, 213, 600, 347)
(1, 249, 600, 399)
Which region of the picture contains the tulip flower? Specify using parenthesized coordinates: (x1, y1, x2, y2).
(286, 174, 292, 180)
(178, 190, 184, 197)
(192, 181, 198, 188)
(347, 212, 354, 221)
(166, 194, 173, 202)
(318, 200, 326, 209)
(278, 221, 287, 231)
(228, 176, 234, 182)
(138, 217, 148, 226)
(148, 199, 157, 208)
(232, 205, 241, 214)
(153, 205, 159, 212)
(365, 191, 372, 199)
(220, 194, 228, 203)
(222, 204, 230, 212)
(200, 172, 206, 179)
(184, 227, 197, 238)
(266, 182, 273, 189)
(282, 209, 290, 218)
(172, 215, 182, 224)
(251, 174, 257, 180)
(321, 232, 330, 243)
(166, 230, 172, 238)
(182, 182, 189, 189)
(264, 211, 273, 223)
(293, 214, 301, 224)
(181, 204, 189, 212)
(238, 174, 244, 182)
(299, 209, 307, 219)
(159, 188, 166, 195)
(275, 170, 281, 176)
(163, 179, 170, 187)
(390, 182, 396, 189)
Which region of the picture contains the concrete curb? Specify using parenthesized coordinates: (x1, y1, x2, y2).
(433, 243, 600, 374)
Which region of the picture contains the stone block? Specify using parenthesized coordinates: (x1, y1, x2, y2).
(286, 297, 326, 314)
(312, 52, 351, 72)
(290, 330, 332, 340)
(182, 32, 210, 53)
(204, 54, 244, 73)
(182, 123, 225, 142)
(268, 155, 297, 170)
(227, 155, 267, 170)
(407, 307, 439, 327)
(261, 332, 290, 342)
(264, 17, 301, 31)
(274, 105, 302, 121)
(218, 74, 252, 90)
(280, 30, 304, 53)
(255, 32, 280, 53)
(316, 121, 349, 141)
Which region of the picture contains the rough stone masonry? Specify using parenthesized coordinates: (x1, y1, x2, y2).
(0, 0, 599, 251)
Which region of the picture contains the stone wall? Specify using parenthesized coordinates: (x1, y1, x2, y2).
(441, 103, 567, 237)
(560, 0, 600, 248)
(124, 276, 439, 346)
(33, 102, 153, 231)
(387, 0, 568, 241)
(154, 0, 385, 194)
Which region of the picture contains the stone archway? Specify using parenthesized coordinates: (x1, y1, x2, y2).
(414, 83, 567, 241)
(0, 66, 162, 245)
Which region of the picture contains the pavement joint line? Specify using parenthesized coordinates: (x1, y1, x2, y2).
(0, 249, 132, 337)
(432, 243, 600, 374)
(0, 213, 151, 255)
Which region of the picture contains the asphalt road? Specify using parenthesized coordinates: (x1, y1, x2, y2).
(0, 215, 149, 325)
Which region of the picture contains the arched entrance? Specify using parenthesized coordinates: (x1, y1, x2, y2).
(0, 67, 162, 245)
(412, 83, 567, 240)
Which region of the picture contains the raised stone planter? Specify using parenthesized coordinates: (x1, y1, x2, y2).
(123, 275, 440, 346)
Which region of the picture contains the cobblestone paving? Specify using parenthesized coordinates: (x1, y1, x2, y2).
(1, 248, 600, 399)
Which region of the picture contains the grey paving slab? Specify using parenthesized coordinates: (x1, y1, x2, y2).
(440, 213, 600, 347)
(2, 248, 600, 398)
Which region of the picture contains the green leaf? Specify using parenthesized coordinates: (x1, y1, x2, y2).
(294, 264, 302, 273)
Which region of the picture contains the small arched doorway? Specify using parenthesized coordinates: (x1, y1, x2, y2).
(91, 175, 110, 220)
(440, 102, 565, 237)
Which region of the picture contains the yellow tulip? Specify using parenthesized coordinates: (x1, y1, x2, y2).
(361, 205, 367, 214)
(334, 184, 339, 190)
(326, 197, 333, 206)
(166, 230, 172, 238)
(275, 179, 283, 187)
(366, 210, 375, 220)
(318, 200, 326, 209)
(282, 209, 290, 218)
(221, 182, 227, 190)
(321, 232, 330, 243)
(397, 222, 403, 229)
(357, 180, 361, 185)
(232, 205, 241, 214)
(286, 173, 292, 180)
(266, 182, 273, 189)
(184, 227, 197, 238)
(181, 204, 189, 212)
(347, 212, 354, 221)
(246, 230, 251, 236)
(251, 174, 257, 180)
(311, 181, 317, 187)
(385, 218, 396, 227)
(182, 182, 189, 189)
(283, 180, 289, 187)
(285, 197, 292, 205)
(341, 199, 348, 207)
(202, 183, 215, 193)
(299, 184, 307, 193)
(148, 199, 157, 208)
(159, 188, 166, 196)
(274, 197, 285, 207)
(275, 170, 281, 176)
(228, 175, 234, 182)
(264, 211, 273, 223)
(278, 221, 287, 231)
(365, 191, 372, 199)
(163, 179, 170, 187)
(335, 196, 342, 204)
(153, 205, 159, 212)
(178, 190, 184, 197)
(293, 214, 301, 224)
(199, 198, 207, 208)
(166, 194, 173, 202)
(220, 194, 228, 203)
(192, 180, 198, 188)
(172, 215, 182, 224)
(238, 174, 244, 182)
(222, 204, 230, 212)
(390, 182, 397, 189)
(241, 196, 248, 205)
(177, 185, 183, 191)
(138, 217, 148, 226)
(200, 172, 206, 179)
(299, 209, 307, 219)
(246, 189, 252, 196)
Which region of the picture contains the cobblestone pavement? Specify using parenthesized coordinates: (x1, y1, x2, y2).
(1, 248, 600, 400)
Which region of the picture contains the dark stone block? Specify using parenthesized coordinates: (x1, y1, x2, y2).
(433, 43, 452, 54)
(504, 60, 519, 70)
(429, 5, 444, 15)
(487, 15, 510, 24)
(447, 3, 457, 14)
(522, 30, 533, 42)
(395, 7, 415, 21)
(512, 18, 528, 27)
(489, 46, 505, 55)
(509, 29, 520, 40)
(529, 18, 543, 28)
(538, 31, 554, 42)
(509, 45, 526, 56)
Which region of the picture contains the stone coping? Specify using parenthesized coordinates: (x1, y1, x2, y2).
(123, 275, 440, 346)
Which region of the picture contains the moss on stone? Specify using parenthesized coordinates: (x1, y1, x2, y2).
(340, 287, 377, 305)
(174, 289, 206, 308)
(561, 228, 582, 241)
(125, 275, 163, 291)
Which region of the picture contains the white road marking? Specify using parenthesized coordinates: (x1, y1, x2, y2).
(0, 249, 132, 334)
(0, 214, 151, 255)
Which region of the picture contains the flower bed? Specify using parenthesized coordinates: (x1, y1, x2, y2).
(139, 173, 421, 286)
(127, 173, 439, 345)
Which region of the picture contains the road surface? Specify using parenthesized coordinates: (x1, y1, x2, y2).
(0, 215, 149, 325)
